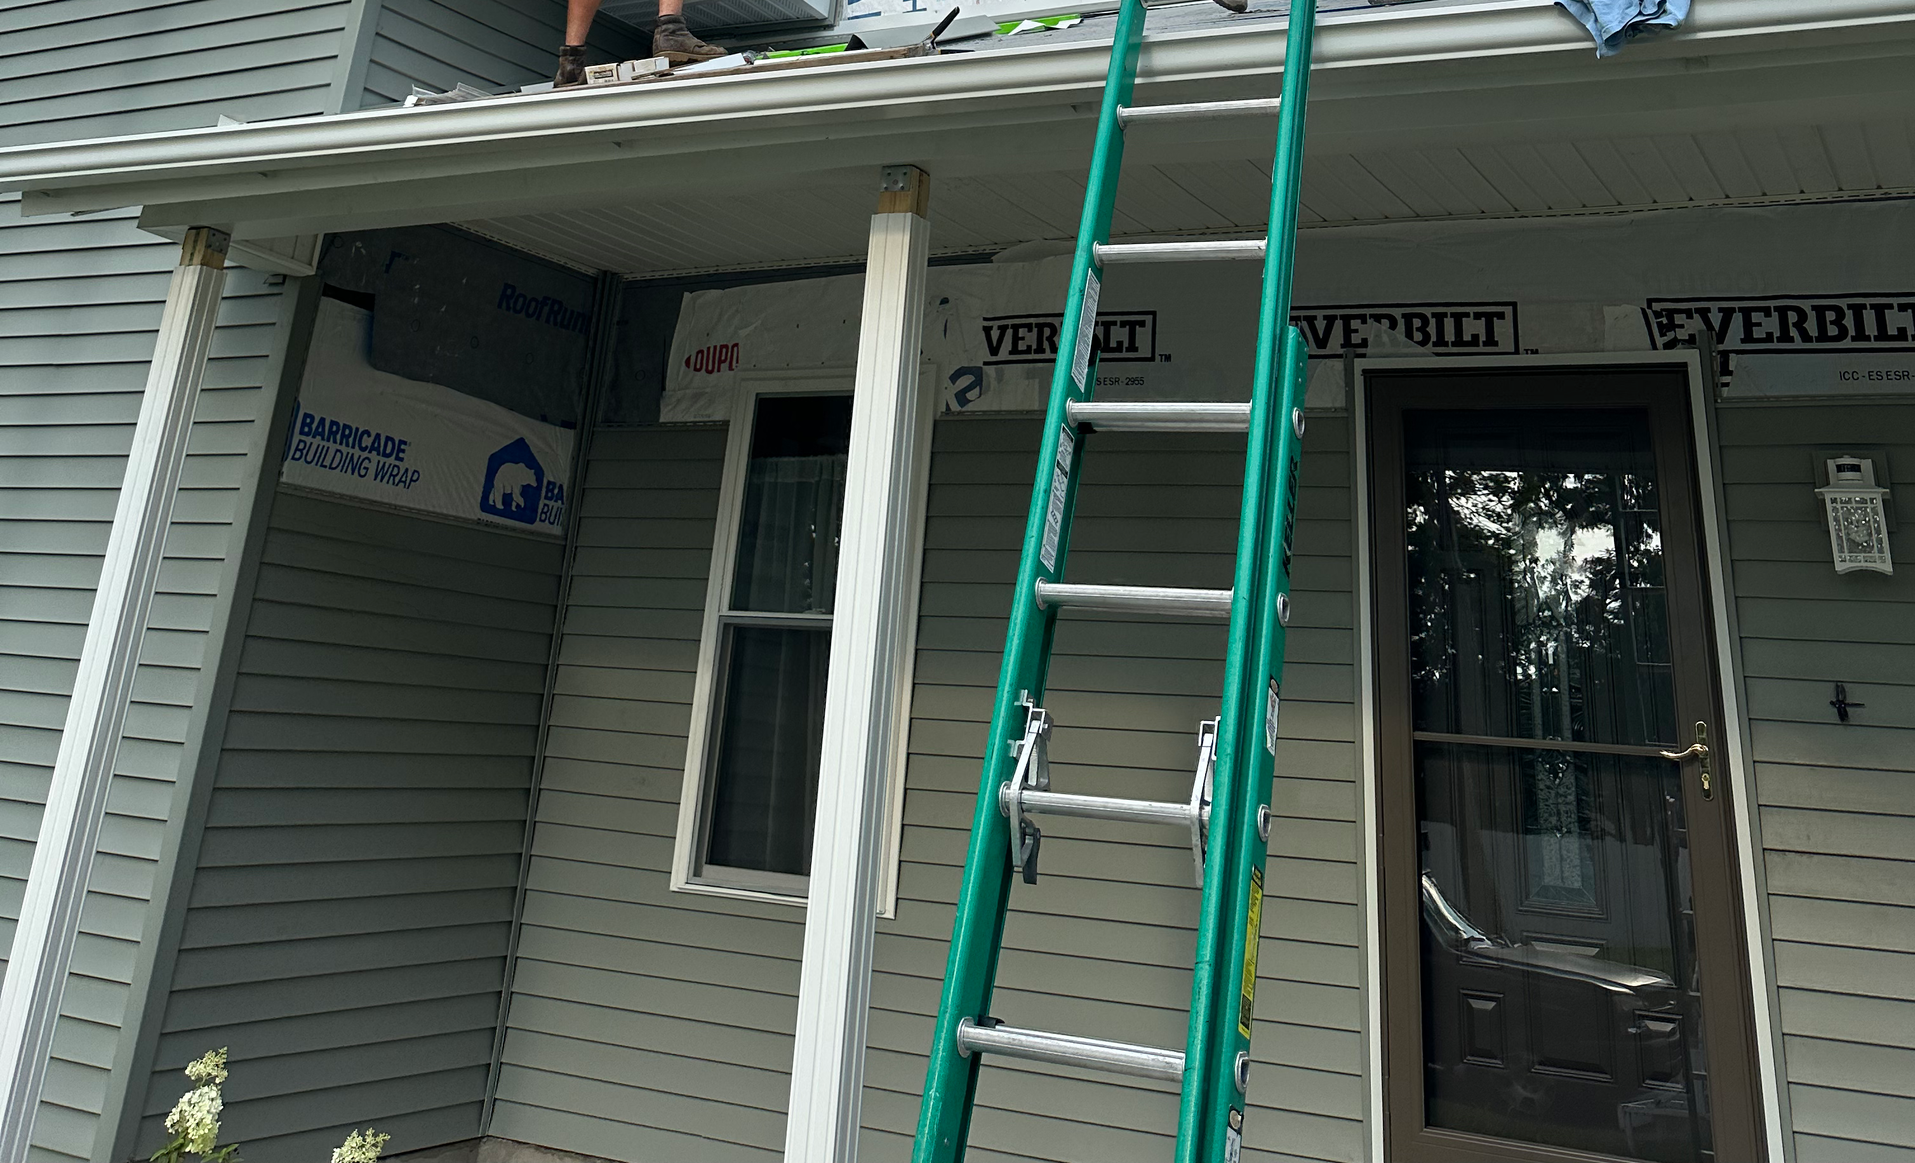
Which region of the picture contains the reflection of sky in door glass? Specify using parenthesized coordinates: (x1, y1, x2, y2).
(1407, 429, 1675, 748)
(1403, 409, 1709, 1163)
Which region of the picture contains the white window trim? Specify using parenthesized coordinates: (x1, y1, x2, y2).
(671, 368, 932, 917)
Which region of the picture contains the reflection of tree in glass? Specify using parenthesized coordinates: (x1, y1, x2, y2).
(1407, 464, 1670, 747)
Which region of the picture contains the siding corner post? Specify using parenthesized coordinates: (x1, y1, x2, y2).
(785, 166, 933, 1162)
(0, 227, 231, 1161)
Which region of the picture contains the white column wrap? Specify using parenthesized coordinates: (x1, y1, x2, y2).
(784, 199, 932, 1160)
(0, 231, 230, 1160)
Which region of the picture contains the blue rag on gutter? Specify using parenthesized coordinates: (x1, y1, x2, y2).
(1556, 0, 1691, 56)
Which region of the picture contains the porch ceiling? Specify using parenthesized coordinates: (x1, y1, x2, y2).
(463, 115, 1915, 276)
(1, 0, 1911, 277)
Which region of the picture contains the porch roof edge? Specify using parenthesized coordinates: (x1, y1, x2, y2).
(3, 0, 1909, 227)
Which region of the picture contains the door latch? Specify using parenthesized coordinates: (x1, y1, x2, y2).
(1659, 721, 1713, 800)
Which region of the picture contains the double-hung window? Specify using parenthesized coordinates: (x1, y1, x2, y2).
(675, 385, 878, 903)
(676, 378, 930, 907)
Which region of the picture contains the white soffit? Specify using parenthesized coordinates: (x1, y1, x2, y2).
(0, 0, 1910, 270)
(465, 119, 1915, 277)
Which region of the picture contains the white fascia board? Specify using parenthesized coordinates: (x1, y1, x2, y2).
(4, 2, 1576, 196)
(0, 0, 1909, 228)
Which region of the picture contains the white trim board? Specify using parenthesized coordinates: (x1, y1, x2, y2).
(0, 235, 230, 1160)
(7, 1, 1911, 240)
(669, 367, 930, 916)
(1349, 350, 1789, 1163)
(1350, 382, 1384, 1163)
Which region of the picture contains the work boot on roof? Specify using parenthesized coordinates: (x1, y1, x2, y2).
(554, 44, 588, 86)
(653, 14, 727, 62)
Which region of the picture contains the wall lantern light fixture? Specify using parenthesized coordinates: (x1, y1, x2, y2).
(1816, 456, 1893, 575)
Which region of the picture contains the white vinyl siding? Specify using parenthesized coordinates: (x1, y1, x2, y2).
(1718, 400, 1915, 1163)
(494, 413, 1364, 1162)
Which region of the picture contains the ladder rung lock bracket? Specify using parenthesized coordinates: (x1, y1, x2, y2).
(955, 1019, 1186, 1083)
(1067, 401, 1251, 432)
(1117, 98, 1281, 126)
(1093, 240, 1266, 264)
(1034, 581, 1233, 620)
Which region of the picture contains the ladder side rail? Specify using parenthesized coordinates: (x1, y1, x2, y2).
(911, 0, 1148, 1157)
(1168, 295, 1282, 1146)
(1176, 2, 1318, 1156)
(1199, 330, 1310, 1154)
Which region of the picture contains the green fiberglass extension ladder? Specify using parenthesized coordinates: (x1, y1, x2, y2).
(912, 0, 1318, 1160)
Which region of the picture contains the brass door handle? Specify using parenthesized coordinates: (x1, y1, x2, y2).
(1659, 722, 1714, 800)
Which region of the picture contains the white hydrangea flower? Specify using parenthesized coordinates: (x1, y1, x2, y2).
(183, 1047, 229, 1087)
(330, 1128, 390, 1163)
(163, 1084, 223, 1156)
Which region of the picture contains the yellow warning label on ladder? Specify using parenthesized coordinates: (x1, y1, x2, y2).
(1238, 868, 1263, 1037)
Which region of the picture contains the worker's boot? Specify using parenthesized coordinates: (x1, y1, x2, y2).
(653, 14, 728, 61)
(554, 44, 588, 86)
(1211, 0, 1249, 10)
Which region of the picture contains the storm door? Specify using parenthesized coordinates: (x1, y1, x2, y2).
(1369, 369, 1763, 1163)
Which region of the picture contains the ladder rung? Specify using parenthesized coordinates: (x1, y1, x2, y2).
(1015, 788, 1197, 829)
(956, 1019, 1185, 1083)
(1035, 581, 1232, 620)
(1094, 240, 1265, 264)
(1117, 98, 1281, 126)
(1067, 401, 1251, 432)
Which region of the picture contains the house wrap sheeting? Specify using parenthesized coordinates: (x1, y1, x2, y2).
(0, 4, 638, 1161)
(663, 201, 1915, 420)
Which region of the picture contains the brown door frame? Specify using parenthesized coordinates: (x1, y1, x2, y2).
(1364, 364, 1766, 1163)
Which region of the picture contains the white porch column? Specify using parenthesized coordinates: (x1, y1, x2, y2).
(0, 228, 231, 1159)
(785, 166, 932, 1161)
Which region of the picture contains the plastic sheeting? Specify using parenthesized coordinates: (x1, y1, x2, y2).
(318, 226, 594, 427)
(283, 299, 574, 535)
(661, 199, 1915, 418)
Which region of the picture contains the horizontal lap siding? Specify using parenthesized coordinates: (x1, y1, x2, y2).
(137, 491, 561, 1160)
(362, 0, 647, 107)
(488, 425, 799, 1161)
(2, 5, 349, 1159)
(0, 194, 291, 1163)
(862, 416, 1362, 1163)
(0, 0, 349, 147)
(1719, 403, 1915, 1161)
(499, 416, 1362, 1163)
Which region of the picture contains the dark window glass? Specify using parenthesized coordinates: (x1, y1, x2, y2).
(703, 394, 852, 879)
(705, 624, 832, 875)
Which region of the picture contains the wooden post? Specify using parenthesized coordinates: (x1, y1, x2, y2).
(784, 167, 932, 1162)
(0, 228, 230, 1157)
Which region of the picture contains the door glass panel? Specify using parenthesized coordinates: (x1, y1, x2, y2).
(1407, 411, 1675, 747)
(1404, 409, 1714, 1163)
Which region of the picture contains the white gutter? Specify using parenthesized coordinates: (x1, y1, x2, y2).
(1, 0, 1910, 220)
